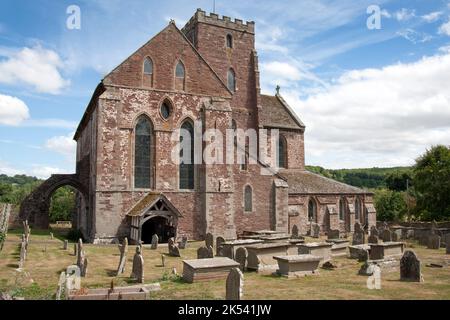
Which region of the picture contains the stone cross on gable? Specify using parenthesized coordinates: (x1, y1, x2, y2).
(276, 85, 281, 95)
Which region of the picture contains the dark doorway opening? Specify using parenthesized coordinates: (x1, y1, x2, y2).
(141, 216, 176, 244)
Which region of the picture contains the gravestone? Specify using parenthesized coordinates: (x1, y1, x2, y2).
(179, 236, 188, 250)
(400, 250, 422, 282)
(19, 241, 26, 268)
(73, 243, 77, 256)
(391, 231, 398, 242)
(368, 234, 379, 244)
(151, 234, 159, 250)
(50, 233, 54, 240)
(205, 233, 214, 248)
(370, 226, 379, 237)
(197, 246, 213, 259)
(116, 238, 128, 275)
(352, 225, 365, 245)
(235, 247, 248, 272)
(328, 229, 340, 240)
(216, 237, 226, 256)
(168, 238, 181, 257)
(161, 255, 165, 267)
(63, 240, 68, 250)
(76, 239, 87, 277)
(291, 225, 299, 239)
(447, 241, 450, 254)
(56, 272, 66, 300)
(311, 223, 320, 238)
(381, 229, 392, 242)
(131, 246, 144, 284)
(81, 258, 88, 277)
(226, 268, 244, 301)
(427, 234, 441, 249)
(431, 220, 438, 234)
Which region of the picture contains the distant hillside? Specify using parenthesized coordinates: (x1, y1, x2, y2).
(306, 166, 412, 189)
(0, 174, 41, 186)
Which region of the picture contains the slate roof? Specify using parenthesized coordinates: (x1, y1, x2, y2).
(260, 94, 305, 130)
(280, 169, 370, 195)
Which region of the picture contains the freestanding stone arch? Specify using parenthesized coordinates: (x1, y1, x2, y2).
(19, 174, 89, 230)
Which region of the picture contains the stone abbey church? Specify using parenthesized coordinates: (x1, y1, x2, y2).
(21, 9, 376, 243)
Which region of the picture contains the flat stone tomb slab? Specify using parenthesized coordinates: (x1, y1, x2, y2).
(245, 243, 296, 273)
(274, 255, 322, 278)
(182, 258, 239, 284)
(243, 230, 285, 236)
(297, 243, 333, 262)
(369, 242, 404, 260)
(326, 240, 350, 257)
(222, 240, 264, 259)
(348, 245, 371, 259)
(260, 234, 291, 242)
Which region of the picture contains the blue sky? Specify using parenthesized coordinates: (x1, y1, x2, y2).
(1, 0, 450, 178)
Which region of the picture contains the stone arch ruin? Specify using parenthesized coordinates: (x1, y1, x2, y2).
(19, 174, 89, 230)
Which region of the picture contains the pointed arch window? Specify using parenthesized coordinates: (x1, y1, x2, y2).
(244, 185, 253, 212)
(143, 58, 154, 87)
(355, 198, 362, 221)
(179, 120, 195, 190)
(134, 116, 153, 189)
(175, 61, 186, 91)
(339, 198, 345, 221)
(278, 136, 287, 169)
(308, 198, 317, 221)
(227, 68, 236, 93)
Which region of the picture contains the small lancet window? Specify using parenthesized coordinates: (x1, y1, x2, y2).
(227, 69, 236, 93)
(226, 34, 233, 48)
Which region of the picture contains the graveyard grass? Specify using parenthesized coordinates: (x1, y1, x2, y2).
(1, 229, 450, 300)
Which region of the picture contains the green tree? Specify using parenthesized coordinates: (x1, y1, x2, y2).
(385, 170, 412, 192)
(374, 189, 407, 222)
(413, 145, 450, 221)
(49, 187, 76, 222)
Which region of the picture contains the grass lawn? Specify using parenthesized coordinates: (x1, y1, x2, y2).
(1, 230, 449, 300)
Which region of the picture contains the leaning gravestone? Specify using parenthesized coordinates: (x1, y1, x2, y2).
(226, 268, 244, 301)
(311, 223, 320, 238)
(382, 229, 392, 242)
(168, 238, 181, 257)
(427, 234, 441, 250)
(73, 243, 77, 256)
(235, 247, 247, 272)
(216, 237, 226, 256)
(328, 229, 340, 240)
(63, 240, 68, 250)
(392, 231, 398, 242)
(81, 258, 88, 277)
(151, 234, 159, 250)
(368, 234, 379, 244)
(116, 238, 128, 275)
(205, 233, 214, 248)
(131, 246, 144, 284)
(76, 239, 87, 277)
(291, 225, 299, 239)
(179, 236, 188, 250)
(352, 225, 365, 245)
(56, 271, 66, 300)
(18, 241, 26, 269)
(400, 250, 422, 282)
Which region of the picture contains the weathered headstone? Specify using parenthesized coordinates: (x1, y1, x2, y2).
(226, 268, 244, 301)
(161, 255, 165, 267)
(205, 233, 214, 248)
(50, 233, 54, 240)
(76, 239, 87, 277)
(197, 246, 213, 259)
(446, 241, 450, 255)
(291, 225, 299, 239)
(328, 229, 340, 240)
(73, 243, 77, 256)
(400, 250, 422, 282)
(131, 246, 144, 284)
(431, 220, 438, 235)
(63, 240, 68, 250)
(151, 234, 159, 250)
(66, 265, 81, 291)
(168, 238, 181, 257)
(311, 223, 320, 238)
(18, 241, 26, 268)
(427, 234, 441, 249)
(381, 229, 392, 242)
(178, 236, 188, 250)
(235, 247, 247, 271)
(116, 238, 128, 275)
(391, 231, 398, 242)
(370, 226, 379, 237)
(352, 226, 365, 245)
(368, 234, 379, 244)
(81, 258, 88, 277)
(216, 236, 226, 256)
(56, 271, 66, 300)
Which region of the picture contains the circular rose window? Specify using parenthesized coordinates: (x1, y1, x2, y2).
(160, 102, 171, 120)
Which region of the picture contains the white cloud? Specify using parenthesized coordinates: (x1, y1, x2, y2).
(438, 18, 450, 36)
(421, 11, 443, 23)
(45, 133, 76, 157)
(283, 51, 450, 168)
(30, 165, 66, 179)
(0, 94, 30, 125)
(381, 9, 391, 18)
(0, 160, 24, 176)
(397, 29, 433, 44)
(395, 8, 416, 21)
(22, 119, 77, 129)
(0, 45, 70, 94)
